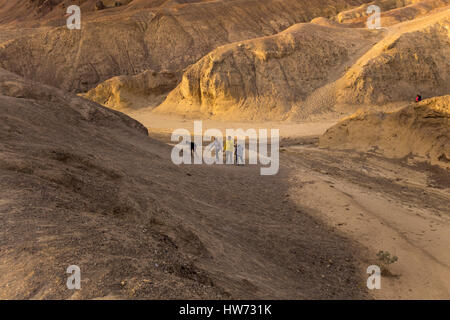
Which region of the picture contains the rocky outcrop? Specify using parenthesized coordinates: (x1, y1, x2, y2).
(80, 69, 179, 110)
(319, 95, 450, 167)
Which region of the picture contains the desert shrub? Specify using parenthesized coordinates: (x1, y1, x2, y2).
(377, 250, 399, 277)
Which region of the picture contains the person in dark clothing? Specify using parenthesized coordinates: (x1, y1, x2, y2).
(416, 94, 422, 102)
(190, 141, 196, 156)
(234, 142, 238, 165)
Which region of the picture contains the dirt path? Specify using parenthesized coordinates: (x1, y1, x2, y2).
(127, 111, 338, 138)
(154, 132, 450, 299)
(281, 143, 450, 299)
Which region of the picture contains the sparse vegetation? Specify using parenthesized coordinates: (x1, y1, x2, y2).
(95, 0, 105, 10)
(377, 250, 399, 277)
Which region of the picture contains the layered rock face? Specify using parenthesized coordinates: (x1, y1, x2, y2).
(319, 95, 450, 168)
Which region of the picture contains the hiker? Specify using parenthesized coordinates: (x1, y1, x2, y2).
(236, 143, 244, 166)
(190, 141, 196, 156)
(225, 136, 234, 164)
(213, 137, 222, 163)
(416, 94, 422, 102)
(234, 140, 238, 165)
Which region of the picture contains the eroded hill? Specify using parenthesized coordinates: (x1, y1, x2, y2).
(0, 0, 371, 93)
(154, 5, 449, 120)
(154, 20, 379, 120)
(335, 9, 450, 107)
(319, 95, 450, 168)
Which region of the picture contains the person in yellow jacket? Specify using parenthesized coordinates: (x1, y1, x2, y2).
(224, 136, 234, 164)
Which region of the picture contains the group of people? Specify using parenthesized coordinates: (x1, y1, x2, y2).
(223, 136, 244, 165)
(190, 136, 244, 165)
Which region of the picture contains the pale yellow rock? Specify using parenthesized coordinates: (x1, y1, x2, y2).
(155, 22, 377, 120)
(80, 70, 179, 111)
